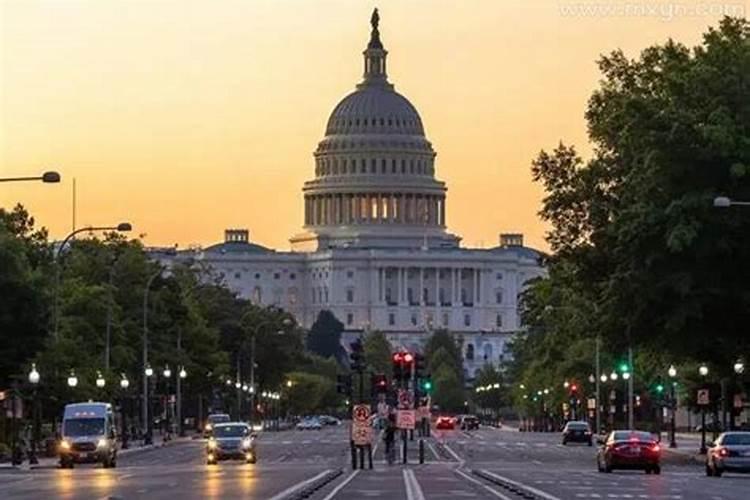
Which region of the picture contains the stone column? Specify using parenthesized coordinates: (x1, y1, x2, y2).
(419, 267, 424, 305)
(435, 268, 440, 308)
(440, 197, 446, 226)
(451, 268, 456, 305)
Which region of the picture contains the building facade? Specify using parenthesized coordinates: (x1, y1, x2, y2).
(153, 11, 545, 380)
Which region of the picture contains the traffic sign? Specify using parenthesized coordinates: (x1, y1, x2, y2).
(697, 389, 710, 406)
(396, 409, 416, 430)
(352, 404, 372, 446)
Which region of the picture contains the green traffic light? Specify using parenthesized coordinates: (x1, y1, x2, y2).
(423, 381, 433, 391)
(619, 362, 629, 373)
(656, 384, 664, 393)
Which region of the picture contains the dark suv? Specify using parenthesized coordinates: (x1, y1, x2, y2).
(562, 421, 593, 446)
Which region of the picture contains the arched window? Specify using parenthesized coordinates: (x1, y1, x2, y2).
(466, 344, 475, 360)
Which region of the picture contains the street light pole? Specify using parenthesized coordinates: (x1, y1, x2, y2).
(627, 347, 634, 429)
(668, 365, 677, 448)
(142, 267, 161, 445)
(699, 364, 709, 454)
(28, 364, 40, 465)
(595, 338, 601, 434)
(54, 223, 132, 340)
(0, 171, 61, 183)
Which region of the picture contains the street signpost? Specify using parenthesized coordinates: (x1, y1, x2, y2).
(398, 389, 414, 409)
(351, 404, 373, 469)
(397, 409, 416, 430)
(697, 389, 710, 406)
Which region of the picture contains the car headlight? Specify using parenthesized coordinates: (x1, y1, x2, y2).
(97, 438, 108, 449)
(252, 424, 263, 432)
(205, 423, 212, 431)
(208, 439, 217, 450)
(242, 438, 252, 449)
(60, 440, 71, 451)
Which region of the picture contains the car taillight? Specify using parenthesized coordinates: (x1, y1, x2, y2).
(718, 447, 729, 457)
(651, 444, 661, 453)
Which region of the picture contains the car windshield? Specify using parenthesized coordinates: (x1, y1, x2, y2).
(208, 414, 230, 424)
(612, 431, 654, 442)
(213, 425, 249, 438)
(64, 418, 105, 437)
(465, 416, 478, 421)
(722, 434, 750, 445)
(566, 422, 589, 430)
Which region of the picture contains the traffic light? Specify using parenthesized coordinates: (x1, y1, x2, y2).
(372, 373, 388, 395)
(350, 339, 364, 372)
(569, 383, 578, 394)
(421, 376, 433, 394)
(392, 352, 404, 382)
(336, 374, 352, 396)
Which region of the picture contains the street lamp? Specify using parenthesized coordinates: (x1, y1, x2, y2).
(179, 367, 187, 379)
(28, 364, 40, 464)
(142, 266, 163, 446)
(120, 375, 130, 389)
(176, 366, 187, 437)
(119, 374, 130, 449)
(667, 365, 677, 448)
(622, 372, 631, 381)
(699, 364, 709, 454)
(145, 365, 154, 377)
(600, 374, 608, 383)
(0, 170, 61, 183)
(54, 222, 132, 340)
(96, 371, 106, 388)
(163, 366, 171, 379)
(67, 370, 78, 388)
(286, 380, 293, 388)
(610, 371, 618, 381)
(734, 360, 745, 375)
(714, 196, 750, 208)
(563, 381, 570, 389)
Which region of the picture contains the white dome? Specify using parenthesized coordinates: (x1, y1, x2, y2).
(326, 86, 424, 136)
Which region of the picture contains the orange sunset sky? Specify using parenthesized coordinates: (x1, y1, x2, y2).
(1, 0, 742, 251)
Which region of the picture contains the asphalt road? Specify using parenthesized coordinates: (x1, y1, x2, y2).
(1, 425, 747, 499)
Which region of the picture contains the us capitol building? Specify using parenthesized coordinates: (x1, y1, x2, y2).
(154, 10, 545, 379)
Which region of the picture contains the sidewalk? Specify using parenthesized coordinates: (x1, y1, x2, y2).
(0, 434, 191, 471)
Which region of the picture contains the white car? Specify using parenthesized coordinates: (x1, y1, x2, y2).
(296, 418, 322, 430)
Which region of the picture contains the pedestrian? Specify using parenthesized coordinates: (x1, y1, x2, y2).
(384, 413, 396, 465)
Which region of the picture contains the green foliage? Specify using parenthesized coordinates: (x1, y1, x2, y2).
(362, 330, 392, 375)
(511, 19, 750, 409)
(285, 371, 338, 415)
(424, 329, 465, 411)
(306, 310, 345, 361)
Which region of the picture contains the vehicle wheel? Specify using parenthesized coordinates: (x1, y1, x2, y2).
(597, 458, 604, 473)
(604, 464, 613, 473)
(645, 468, 652, 474)
(588, 440, 593, 447)
(562, 440, 567, 446)
(705, 465, 714, 477)
(653, 466, 661, 475)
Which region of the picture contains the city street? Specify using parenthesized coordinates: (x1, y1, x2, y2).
(1, 425, 748, 499)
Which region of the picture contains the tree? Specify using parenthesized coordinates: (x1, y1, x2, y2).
(424, 329, 463, 383)
(432, 364, 464, 413)
(362, 330, 391, 374)
(305, 310, 345, 361)
(0, 205, 52, 384)
(513, 18, 750, 402)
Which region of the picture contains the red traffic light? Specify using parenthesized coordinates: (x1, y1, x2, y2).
(403, 353, 414, 363)
(393, 352, 403, 363)
(570, 384, 578, 392)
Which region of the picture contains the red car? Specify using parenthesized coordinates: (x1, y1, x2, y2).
(596, 430, 661, 474)
(435, 416, 456, 430)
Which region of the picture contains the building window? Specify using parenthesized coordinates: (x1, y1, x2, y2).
(346, 289, 354, 303)
(407, 288, 414, 304)
(388, 313, 396, 326)
(324, 288, 329, 303)
(290, 273, 296, 280)
(347, 270, 354, 279)
(442, 313, 450, 327)
(234, 272, 241, 280)
(496, 272, 503, 280)
(254, 273, 261, 279)
(347, 313, 354, 325)
(496, 313, 503, 328)
(411, 314, 418, 326)
(464, 314, 471, 327)
(466, 344, 475, 360)
(495, 290, 503, 304)
(274, 272, 280, 280)
(385, 288, 392, 304)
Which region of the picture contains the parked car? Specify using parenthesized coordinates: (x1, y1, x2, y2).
(319, 415, 341, 426)
(705, 432, 750, 477)
(596, 430, 661, 474)
(562, 421, 593, 446)
(296, 417, 322, 430)
(695, 421, 725, 433)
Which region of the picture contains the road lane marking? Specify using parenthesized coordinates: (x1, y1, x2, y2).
(455, 469, 514, 500)
(321, 470, 360, 500)
(427, 441, 440, 460)
(479, 470, 562, 500)
(403, 469, 426, 500)
(267, 469, 332, 500)
(442, 443, 464, 464)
